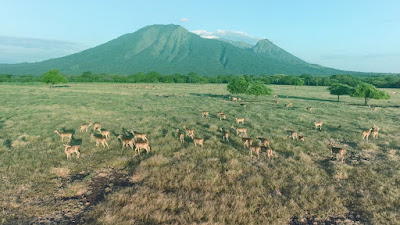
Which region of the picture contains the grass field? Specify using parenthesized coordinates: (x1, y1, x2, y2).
(0, 83, 399, 224)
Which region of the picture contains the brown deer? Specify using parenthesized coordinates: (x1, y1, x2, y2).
(63, 144, 80, 159)
(90, 133, 109, 148)
(183, 126, 195, 138)
(329, 142, 346, 163)
(242, 138, 253, 148)
(130, 130, 148, 141)
(362, 128, 373, 141)
(221, 128, 229, 142)
(201, 111, 209, 118)
(267, 147, 274, 161)
(97, 128, 111, 139)
(286, 130, 298, 140)
(314, 121, 323, 130)
(92, 122, 101, 131)
(176, 129, 185, 143)
(372, 124, 380, 139)
(235, 117, 245, 124)
(286, 103, 293, 109)
(231, 125, 247, 136)
(256, 137, 270, 147)
(306, 107, 313, 113)
(298, 135, 305, 142)
(273, 100, 279, 104)
(54, 130, 73, 142)
(232, 97, 238, 101)
(191, 136, 204, 148)
(118, 134, 134, 150)
(249, 145, 261, 158)
(219, 113, 227, 120)
(273, 94, 278, 98)
(134, 140, 151, 154)
(80, 122, 92, 132)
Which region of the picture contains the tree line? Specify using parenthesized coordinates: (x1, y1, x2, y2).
(1, 70, 400, 88)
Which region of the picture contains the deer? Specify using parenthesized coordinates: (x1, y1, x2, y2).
(242, 138, 253, 148)
(256, 137, 270, 147)
(54, 130, 73, 142)
(191, 136, 204, 148)
(329, 142, 347, 163)
(219, 113, 227, 120)
(362, 128, 373, 141)
(201, 111, 209, 118)
(238, 97, 242, 101)
(220, 128, 229, 142)
(314, 121, 323, 130)
(298, 135, 305, 142)
(273, 100, 279, 104)
(306, 107, 313, 113)
(80, 122, 92, 132)
(93, 122, 101, 131)
(63, 144, 80, 159)
(235, 117, 245, 124)
(176, 129, 185, 143)
(134, 140, 151, 154)
(231, 125, 247, 136)
(285, 102, 293, 109)
(273, 94, 278, 98)
(97, 127, 111, 139)
(286, 130, 298, 140)
(249, 145, 261, 158)
(266, 147, 274, 161)
(183, 126, 195, 138)
(372, 124, 380, 139)
(90, 133, 109, 148)
(130, 130, 148, 141)
(232, 97, 238, 101)
(118, 134, 134, 150)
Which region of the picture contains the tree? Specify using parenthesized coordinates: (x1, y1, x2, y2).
(41, 70, 67, 87)
(292, 77, 304, 89)
(227, 76, 249, 94)
(351, 83, 390, 106)
(246, 82, 272, 97)
(328, 83, 354, 102)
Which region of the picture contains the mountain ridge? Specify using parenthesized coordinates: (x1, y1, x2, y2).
(0, 24, 359, 76)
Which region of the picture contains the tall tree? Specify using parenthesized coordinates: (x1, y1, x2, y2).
(227, 76, 249, 94)
(351, 83, 390, 106)
(41, 70, 67, 87)
(245, 82, 272, 97)
(328, 83, 354, 102)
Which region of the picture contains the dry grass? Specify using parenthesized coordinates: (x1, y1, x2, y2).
(0, 83, 399, 224)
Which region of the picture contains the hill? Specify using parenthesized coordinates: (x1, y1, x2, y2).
(0, 24, 357, 76)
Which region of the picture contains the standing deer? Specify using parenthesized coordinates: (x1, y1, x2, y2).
(93, 122, 101, 131)
(306, 107, 313, 113)
(64, 144, 80, 159)
(97, 128, 111, 139)
(118, 134, 134, 150)
(242, 138, 253, 148)
(257, 137, 270, 147)
(201, 111, 209, 118)
(80, 123, 92, 132)
(235, 117, 245, 124)
(134, 140, 151, 154)
(249, 145, 261, 158)
(183, 126, 195, 138)
(286, 103, 293, 109)
(90, 133, 109, 148)
(372, 124, 380, 139)
(286, 130, 298, 140)
(329, 142, 346, 163)
(191, 136, 204, 148)
(314, 121, 323, 130)
(362, 128, 373, 141)
(54, 130, 73, 142)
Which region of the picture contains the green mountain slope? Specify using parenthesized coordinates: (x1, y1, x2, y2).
(0, 24, 354, 76)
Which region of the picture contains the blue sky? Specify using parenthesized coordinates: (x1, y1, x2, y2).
(1, 0, 399, 73)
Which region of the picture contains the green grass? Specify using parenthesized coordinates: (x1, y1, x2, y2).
(0, 83, 399, 224)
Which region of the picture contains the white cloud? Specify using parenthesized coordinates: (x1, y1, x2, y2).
(0, 36, 88, 63)
(180, 18, 190, 22)
(190, 29, 262, 44)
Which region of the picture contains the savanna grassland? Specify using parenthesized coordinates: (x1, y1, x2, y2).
(0, 83, 399, 225)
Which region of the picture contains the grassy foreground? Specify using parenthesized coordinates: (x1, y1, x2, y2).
(0, 83, 399, 224)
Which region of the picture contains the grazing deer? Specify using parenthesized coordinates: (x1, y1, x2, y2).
(97, 128, 111, 139)
(235, 117, 245, 124)
(183, 126, 195, 138)
(191, 136, 204, 148)
(201, 111, 209, 118)
(314, 121, 323, 130)
(231, 125, 247, 136)
(63, 144, 80, 159)
(256, 137, 270, 147)
(130, 130, 148, 141)
(232, 97, 238, 101)
(362, 128, 373, 141)
(329, 142, 346, 163)
(118, 134, 134, 150)
(90, 133, 109, 148)
(273, 100, 279, 104)
(217, 111, 224, 116)
(219, 113, 227, 120)
(372, 125, 380, 139)
(242, 138, 253, 148)
(134, 140, 151, 154)
(286, 130, 298, 140)
(249, 145, 261, 158)
(93, 122, 101, 131)
(54, 130, 73, 142)
(306, 107, 313, 113)
(80, 123, 92, 132)
(285, 102, 293, 109)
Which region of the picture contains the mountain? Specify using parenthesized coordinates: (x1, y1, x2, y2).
(0, 24, 355, 76)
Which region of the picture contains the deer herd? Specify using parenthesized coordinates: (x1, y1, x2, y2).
(55, 95, 382, 164)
